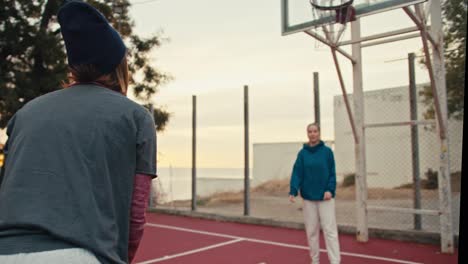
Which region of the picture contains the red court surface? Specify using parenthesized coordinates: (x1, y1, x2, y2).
(133, 213, 458, 264)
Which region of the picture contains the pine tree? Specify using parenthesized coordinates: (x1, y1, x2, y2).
(0, 0, 171, 130)
(419, 0, 466, 120)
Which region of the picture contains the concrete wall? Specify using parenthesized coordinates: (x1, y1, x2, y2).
(334, 85, 463, 188)
(197, 177, 248, 197)
(252, 141, 335, 187)
(251, 85, 463, 189)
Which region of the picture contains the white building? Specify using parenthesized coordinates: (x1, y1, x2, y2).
(252, 85, 463, 189)
(252, 140, 335, 187)
(334, 85, 463, 188)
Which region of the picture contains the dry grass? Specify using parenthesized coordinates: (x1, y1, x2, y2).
(200, 191, 244, 205)
(452, 171, 461, 192)
(162, 191, 244, 207)
(251, 179, 441, 200)
(162, 179, 289, 207)
(162, 173, 460, 207)
(393, 171, 461, 192)
(252, 179, 289, 195)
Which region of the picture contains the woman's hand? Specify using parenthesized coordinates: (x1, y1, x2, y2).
(323, 191, 332, 200)
(289, 195, 296, 203)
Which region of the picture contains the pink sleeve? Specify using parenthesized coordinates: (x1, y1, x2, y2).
(128, 174, 152, 263)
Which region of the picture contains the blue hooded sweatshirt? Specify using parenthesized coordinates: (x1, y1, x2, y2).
(289, 141, 336, 201)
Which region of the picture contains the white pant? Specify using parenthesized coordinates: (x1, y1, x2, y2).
(303, 198, 341, 264)
(0, 248, 100, 264)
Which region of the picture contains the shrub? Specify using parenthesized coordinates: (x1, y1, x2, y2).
(423, 169, 438, 189)
(342, 173, 355, 187)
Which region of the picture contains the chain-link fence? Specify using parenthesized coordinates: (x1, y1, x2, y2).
(149, 88, 250, 213)
(333, 85, 462, 235)
(362, 122, 461, 234)
(148, 84, 462, 239)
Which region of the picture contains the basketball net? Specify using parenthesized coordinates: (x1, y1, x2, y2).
(309, 0, 356, 46)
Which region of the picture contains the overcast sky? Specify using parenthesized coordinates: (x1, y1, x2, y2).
(125, 0, 431, 168)
(0, 0, 432, 168)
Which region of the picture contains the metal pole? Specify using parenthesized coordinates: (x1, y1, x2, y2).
(361, 33, 421, 48)
(304, 30, 356, 64)
(409, 52, 422, 230)
(313, 72, 320, 126)
(169, 165, 174, 208)
(338, 26, 421, 46)
(402, 7, 438, 50)
(331, 49, 359, 144)
(192, 95, 197, 211)
(244, 85, 250, 216)
(364, 120, 435, 128)
(428, 1, 454, 253)
(351, 18, 368, 242)
(415, 5, 446, 139)
(367, 206, 440, 216)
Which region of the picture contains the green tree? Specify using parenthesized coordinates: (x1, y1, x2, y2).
(419, 0, 466, 120)
(0, 0, 171, 130)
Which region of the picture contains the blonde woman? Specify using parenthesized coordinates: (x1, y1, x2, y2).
(0, 1, 156, 263)
(289, 123, 341, 264)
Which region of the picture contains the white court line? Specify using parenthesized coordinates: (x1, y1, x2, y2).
(137, 238, 244, 264)
(144, 223, 424, 264)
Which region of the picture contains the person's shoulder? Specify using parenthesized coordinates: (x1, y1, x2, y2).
(29, 88, 65, 103)
(82, 85, 150, 117)
(19, 88, 65, 112)
(321, 142, 333, 153)
(88, 85, 137, 106)
(131, 103, 152, 120)
(298, 145, 306, 155)
(323, 145, 333, 151)
(126, 102, 153, 130)
(115, 94, 148, 114)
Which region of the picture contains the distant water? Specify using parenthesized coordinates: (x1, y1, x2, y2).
(152, 167, 252, 202)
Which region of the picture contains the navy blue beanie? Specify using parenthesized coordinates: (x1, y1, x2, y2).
(58, 0, 127, 75)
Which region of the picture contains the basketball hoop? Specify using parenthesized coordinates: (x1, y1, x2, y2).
(309, 0, 356, 45)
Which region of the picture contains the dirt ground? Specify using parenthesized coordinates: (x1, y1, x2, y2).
(157, 176, 461, 235)
(163, 177, 455, 207)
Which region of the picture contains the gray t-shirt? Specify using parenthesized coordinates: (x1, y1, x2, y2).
(0, 84, 157, 264)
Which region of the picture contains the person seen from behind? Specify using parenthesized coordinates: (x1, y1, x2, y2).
(0, 1, 157, 263)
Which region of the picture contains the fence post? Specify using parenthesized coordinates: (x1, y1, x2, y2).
(429, 1, 454, 253)
(351, 18, 368, 242)
(244, 85, 250, 216)
(314, 72, 320, 126)
(409, 52, 422, 230)
(192, 95, 197, 211)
